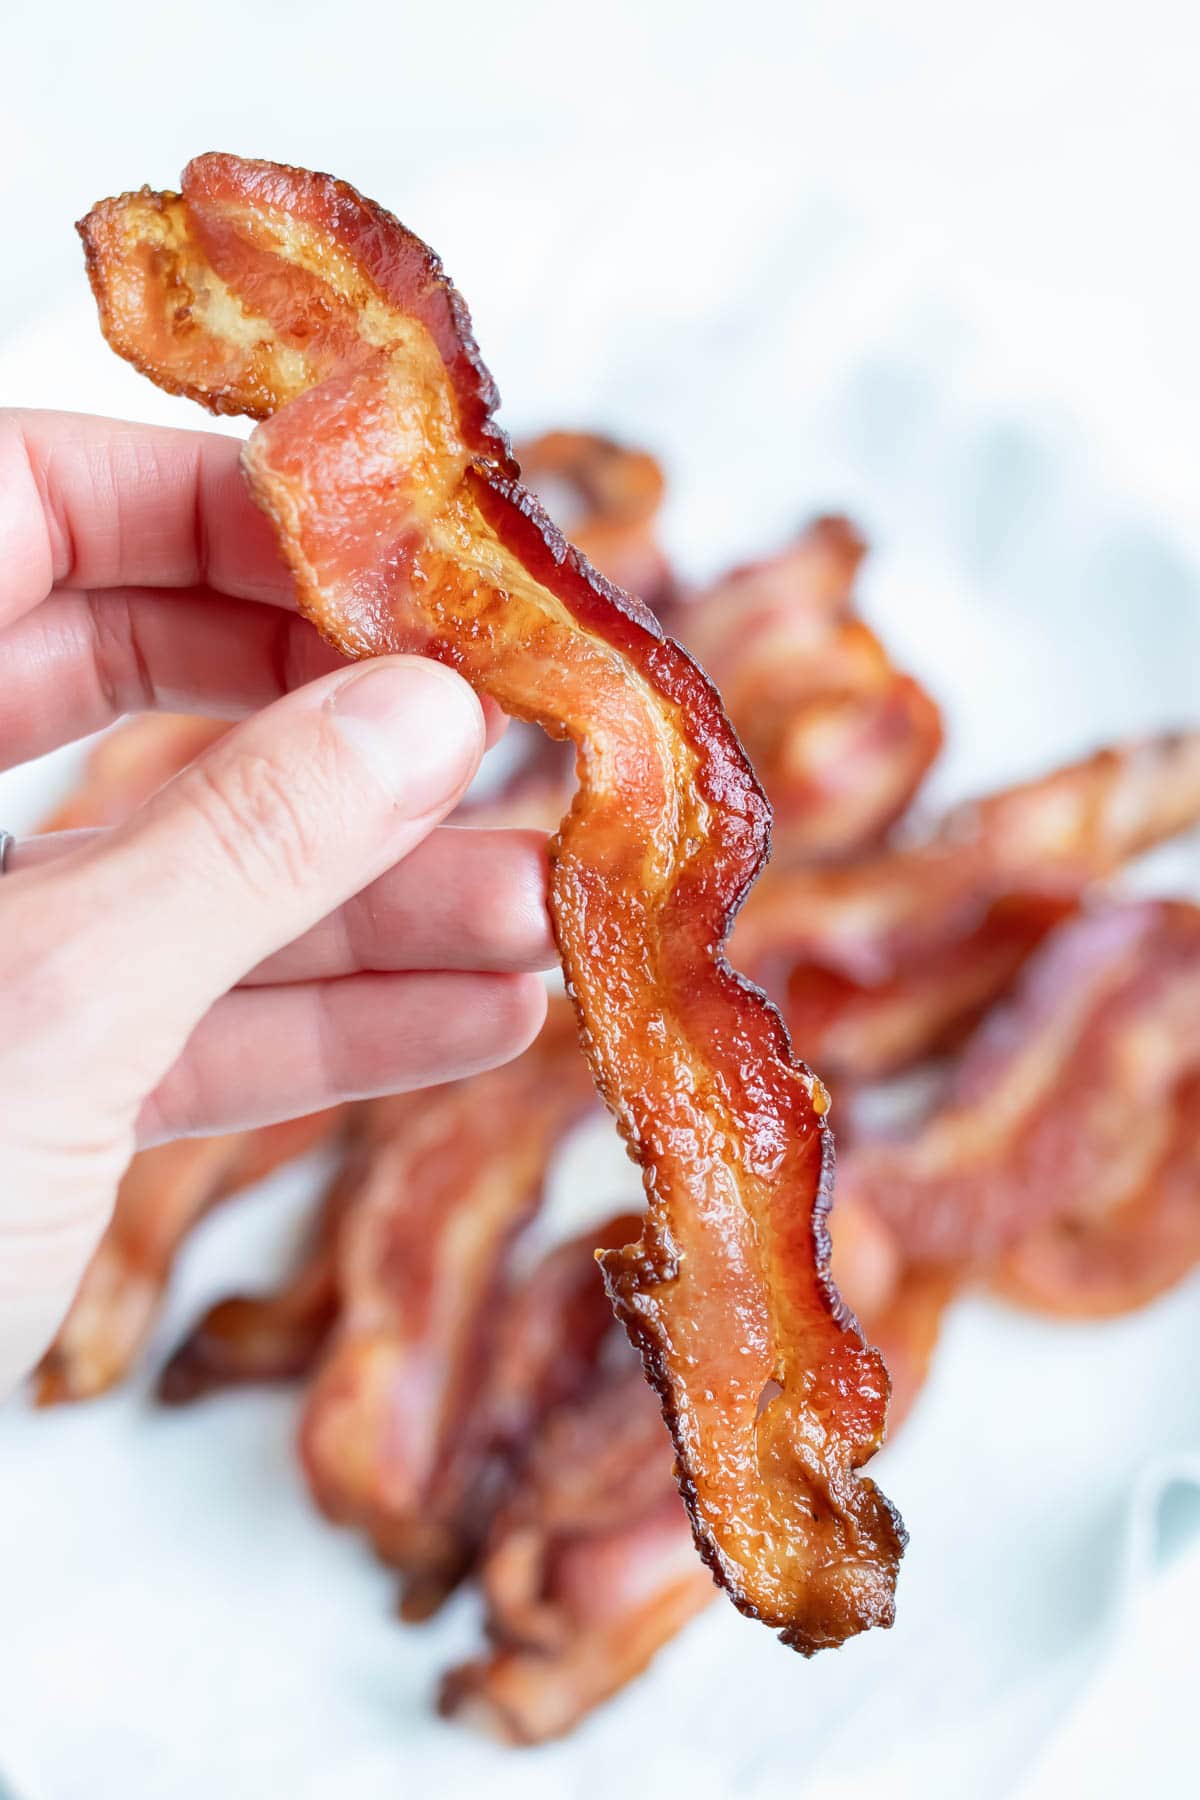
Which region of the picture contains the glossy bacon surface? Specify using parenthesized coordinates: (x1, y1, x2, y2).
(845, 901, 1200, 1271)
(298, 1003, 596, 1605)
(517, 429, 673, 606)
(734, 732, 1200, 1079)
(664, 519, 942, 863)
(441, 1354, 713, 1745)
(82, 154, 904, 1650)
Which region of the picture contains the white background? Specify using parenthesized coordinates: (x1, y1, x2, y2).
(1, 4, 1198, 1795)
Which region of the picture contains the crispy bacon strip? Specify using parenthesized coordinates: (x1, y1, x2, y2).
(664, 519, 942, 863)
(845, 901, 1200, 1270)
(298, 1002, 596, 1604)
(734, 732, 1200, 1079)
(155, 1120, 368, 1404)
(517, 429, 673, 606)
(445, 1188, 950, 1745)
(40, 713, 227, 831)
(821, 1189, 951, 1429)
(393, 1210, 643, 1620)
(993, 1074, 1200, 1317)
(82, 154, 904, 1649)
(440, 1355, 713, 1744)
(35, 1112, 341, 1402)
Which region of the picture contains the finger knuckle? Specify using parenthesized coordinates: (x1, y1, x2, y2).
(185, 748, 327, 897)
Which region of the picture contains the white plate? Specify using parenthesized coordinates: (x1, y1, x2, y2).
(1, 146, 1198, 1800)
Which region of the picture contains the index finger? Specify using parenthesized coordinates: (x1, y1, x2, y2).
(0, 409, 294, 629)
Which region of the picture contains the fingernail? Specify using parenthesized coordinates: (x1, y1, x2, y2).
(329, 659, 484, 816)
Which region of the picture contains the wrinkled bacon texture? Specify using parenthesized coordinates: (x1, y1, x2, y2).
(844, 902, 1200, 1295)
(443, 1181, 957, 1744)
(299, 1002, 597, 1613)
(663, 518, 942, 863)
(734, 732, 1200, 1079)
(419, 1210, 646, 1618)
(34, 713, 345, 1402)
(441, 1347, 711, 1744)
(823, 1192, 941, 1429)
(82, 154, 904, 1649)
(517, 429, 673, 607)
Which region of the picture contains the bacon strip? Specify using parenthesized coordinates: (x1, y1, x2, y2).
(440, 1355, 712, 1744)
(517, 429, 673, 606)
(393, 1209, 644, 1620)
(993, 1072, 1200, 1317)
(298, 1002, 596, 1607)
(35, 1112, 342, 1402)
(155, 1120, 367, 1404)
(82, 154, 904, 1649)
(734, 733, 1200, 1079)
(664, 518, 942, 863)
(41, 713, 228, 831)
(844, 901, 1200, 1270)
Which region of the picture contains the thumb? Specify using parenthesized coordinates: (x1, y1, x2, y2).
(23, 655, 486, 1113)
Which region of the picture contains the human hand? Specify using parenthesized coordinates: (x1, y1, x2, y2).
(0, 411, 554, 1397)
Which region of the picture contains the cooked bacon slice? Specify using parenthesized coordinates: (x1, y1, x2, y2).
(34, 1112, 341, 1402)
(517, 429, 673, 606)
(856, 1262, 957, 1429)
(734, 732, 1200, 1079)
(663, 518, 942, 863)
(392, 1210, 643, 1620)
(440, 1355, 713, 1744)
(823, 1189, 952, 1429)
(444, 1191, 947, 1745)
(993, 1074, 1200, 1317)
(82, 154, 904, 1650)
(41, 713, 228, 831)
(298, 1002, 597, 1604)
(844, 901, 1200, 1269)
(156, 1122, 367, 1404)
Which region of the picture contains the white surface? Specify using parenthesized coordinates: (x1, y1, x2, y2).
(2, 6, 1200, 1795)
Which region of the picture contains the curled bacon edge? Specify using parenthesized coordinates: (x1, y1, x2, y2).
(850, 899, 1200, 1276)
(79, 154, 904, 1651)
(664, 517, 943, 866)
(734, 730, 1200, 1080)
(296, 1000, 598, 1616)
(517, 428, 674, 608)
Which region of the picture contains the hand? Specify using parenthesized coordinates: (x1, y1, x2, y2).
(0, 411, 554, 1397)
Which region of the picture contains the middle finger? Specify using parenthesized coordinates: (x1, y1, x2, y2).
(13, 823, 556, 978)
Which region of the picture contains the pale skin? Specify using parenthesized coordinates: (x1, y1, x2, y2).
(0, 410, 555, 1398)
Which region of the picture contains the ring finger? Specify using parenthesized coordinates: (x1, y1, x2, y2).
(0, 587, 508, 769)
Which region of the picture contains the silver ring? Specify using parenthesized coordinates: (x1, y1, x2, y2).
(0, 830, 13, 874)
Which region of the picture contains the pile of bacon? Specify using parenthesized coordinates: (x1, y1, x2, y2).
(36, 157, 1200, 1745)
(36, 468, 1200, 1738)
